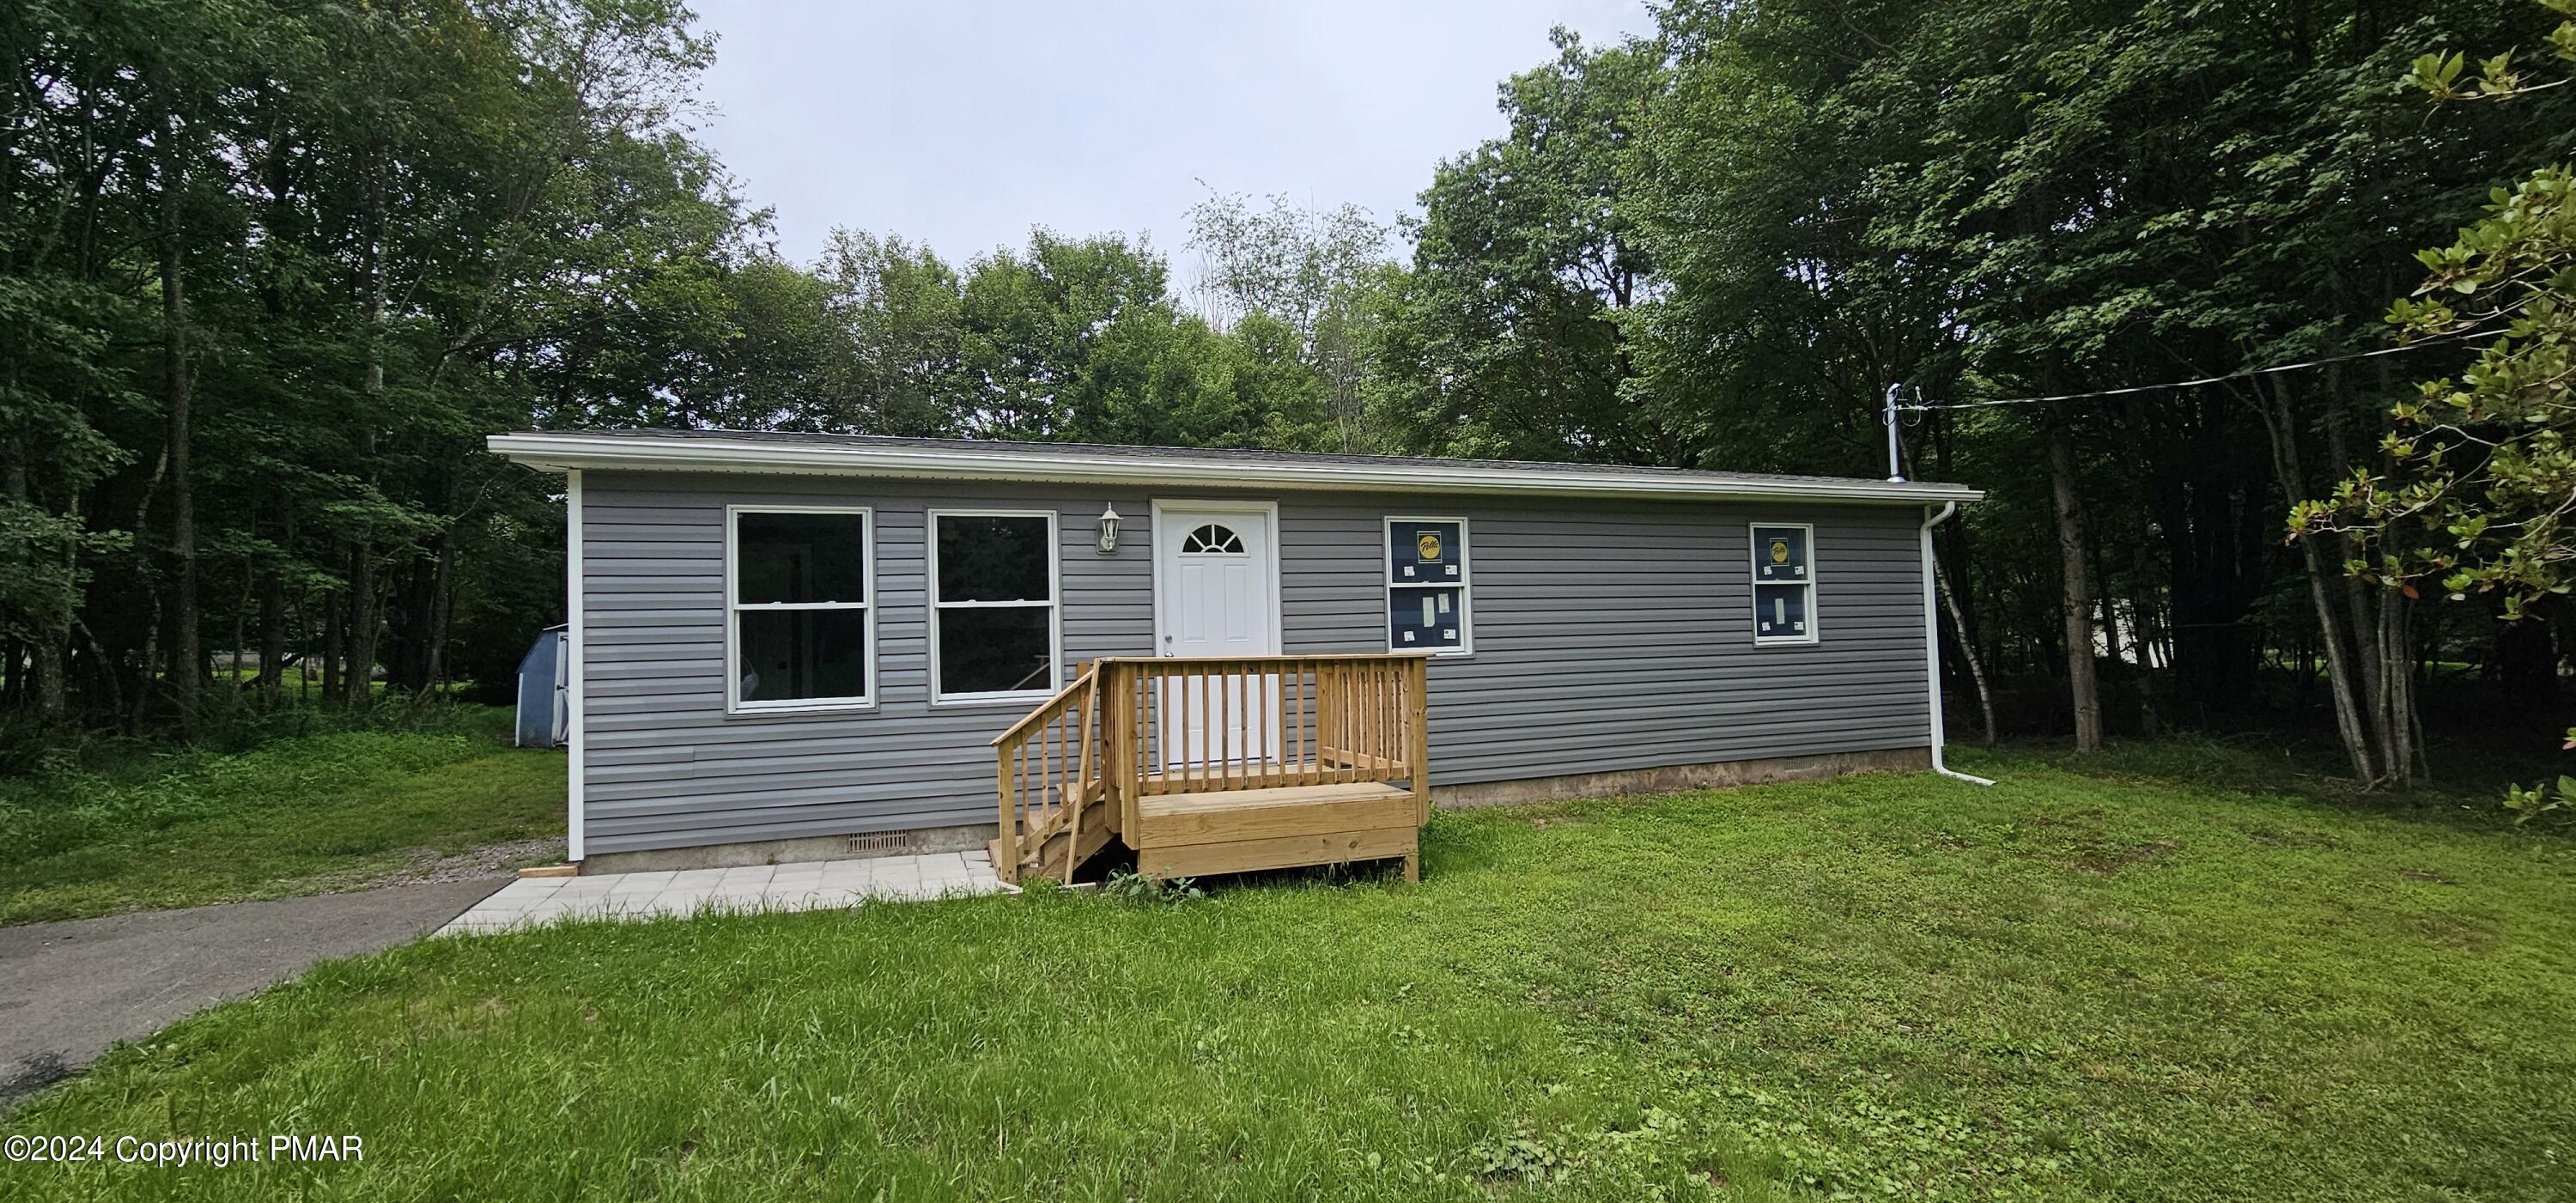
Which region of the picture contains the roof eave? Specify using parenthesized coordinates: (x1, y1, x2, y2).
(485, 433, 1984, 505)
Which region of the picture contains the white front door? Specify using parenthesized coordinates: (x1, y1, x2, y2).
(1153, 503, 1279, 769)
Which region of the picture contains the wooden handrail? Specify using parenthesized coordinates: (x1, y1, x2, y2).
(1090, 653, 1435, 670)
(988, 664, 1099, 748)
(994, 653, 1431, 883)
(1117, 654, 1425, 796)
(992, 663, 1099, 884)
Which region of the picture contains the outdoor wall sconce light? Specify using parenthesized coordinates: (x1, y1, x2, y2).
(1096, 503, 1122, 554)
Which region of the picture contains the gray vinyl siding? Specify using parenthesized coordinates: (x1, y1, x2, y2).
(576, 471, 1930, 856)
(580, 473, 1155, 856)
(1274, 499, 1929, 785)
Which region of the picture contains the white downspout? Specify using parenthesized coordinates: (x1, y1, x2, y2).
(1921, 501, 1996, 787)
(566, 469, 587, 860)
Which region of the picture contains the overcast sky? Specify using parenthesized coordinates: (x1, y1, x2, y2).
(686, 1, 1654, 269)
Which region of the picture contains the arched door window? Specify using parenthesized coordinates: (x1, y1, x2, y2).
(1181, 523, 1245, 555)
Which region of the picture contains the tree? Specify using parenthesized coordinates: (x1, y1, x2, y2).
(1184, 191, 1392, 450)
(3, 0, 759, 730)
(1375, 28, 1675, 465)
(2294, 0, 2576, 806)
(1612, 0, 2571, 766)
(812, 231, 966, 436)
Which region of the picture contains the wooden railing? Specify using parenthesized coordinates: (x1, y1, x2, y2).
(990, 663, 1101, 885)
(993, 653, 1431, 883)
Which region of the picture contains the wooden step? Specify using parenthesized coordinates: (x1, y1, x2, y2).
(1131, 781, 1414, 849)
(1005, 794, 1117, 884)
(1138, 824, 1417, 880)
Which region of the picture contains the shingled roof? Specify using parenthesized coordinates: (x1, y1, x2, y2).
(488, 428, 1982, 505)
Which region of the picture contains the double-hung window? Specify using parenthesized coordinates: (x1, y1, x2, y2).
(1386, 517, 1471, 655)
(931, 511, 1060, 702)
(1749, 522, 1818, 645)
(728, 507, 874, 712)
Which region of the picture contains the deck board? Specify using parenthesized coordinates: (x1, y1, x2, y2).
(1136, 825, 1418, 879)
(1132, 781, 1413, 848)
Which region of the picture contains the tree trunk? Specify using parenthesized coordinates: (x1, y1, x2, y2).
(2375, 590, 2424, 784)
(424, 530, 458, 693)
(348, 555, 376, 705)
(5, 463, 71, 719)
(229, 563, 249, 692)
(2043, 409, 2103, 752)
(1935, 559, 1998, 745)
(2318, 380, 2386, 724)
(160, 115, 199, 734)
(389, 551, 435, 693)
(322, 580, 345, 704)
(1919, 417, 1996, 744)
(2089, 532, 2127, 735)
(2128, 562, 2162, 737)
(258, 563, 287, 703)
(348, 153, 388, 710)
(2255, 378, 2379, 781)
(298, 596, 312, 702)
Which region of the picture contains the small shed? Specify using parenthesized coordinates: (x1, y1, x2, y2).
(515, 624, 568, 748)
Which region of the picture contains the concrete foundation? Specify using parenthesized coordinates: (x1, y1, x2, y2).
(1428, 746, 1931, 810)
(579, 748, 1930, 871)
(580, 823, 993, 874)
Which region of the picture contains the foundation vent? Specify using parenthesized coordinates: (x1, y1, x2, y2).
(845, 832, 915, 856)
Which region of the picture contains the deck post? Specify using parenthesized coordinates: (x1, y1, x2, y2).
(1105, 660, 1137, 835)
(1407, 655, 1431, 826)
(994, 744, 1018, 885)
(1066, 666, 1091, 880)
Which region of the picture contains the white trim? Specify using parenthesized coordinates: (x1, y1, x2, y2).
(1749, 521, 1820, 647)
(564, 470, 585, 861)
(1383, 515, 1473, 658)
(927, 508, 1063, 707)
(1921, 502, 1995, 786)
(725, 504, 878, 714)
(1149, 498, 1284, 658)
(487, 432, 1983, 505)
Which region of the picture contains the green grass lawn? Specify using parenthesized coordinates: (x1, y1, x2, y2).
(6, 747, 2573, 1200)
(0, 706, 564, 925)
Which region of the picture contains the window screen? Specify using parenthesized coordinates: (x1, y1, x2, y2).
(730, 509, 872, 708)
(1749, 524, 1817, 644)
(933, 513, 1057, 698)
(1387, 518, 1469, 653)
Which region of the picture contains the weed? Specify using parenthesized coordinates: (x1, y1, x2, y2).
(1101, 869, 1205, 904)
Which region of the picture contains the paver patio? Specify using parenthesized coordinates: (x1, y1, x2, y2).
(434, 850, 1012, 936)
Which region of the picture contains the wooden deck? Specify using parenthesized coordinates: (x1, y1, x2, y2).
(992, 655, 1431, 884)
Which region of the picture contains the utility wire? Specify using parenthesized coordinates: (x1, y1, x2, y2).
(1895, 330, 2486, 412)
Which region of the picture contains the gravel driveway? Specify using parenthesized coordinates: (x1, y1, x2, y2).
(0, 878, 507, 1103)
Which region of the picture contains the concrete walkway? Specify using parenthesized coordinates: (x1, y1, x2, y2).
(1, 878, 507, 1102)
(435, 850, 1012, 936)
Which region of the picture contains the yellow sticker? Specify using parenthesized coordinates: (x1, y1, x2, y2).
(1770, 538, 1791, 564)
(1417, 532, 1443, 562)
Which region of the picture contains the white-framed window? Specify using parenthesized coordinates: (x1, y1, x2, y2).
(726, 506, 876, 714)
(929, 509, 1061, 704)
(1749, 521, 1818, 646)
(1386, 516, 1471, 656)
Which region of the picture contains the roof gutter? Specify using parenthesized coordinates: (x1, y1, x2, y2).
(485, 433, 1984, 506)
